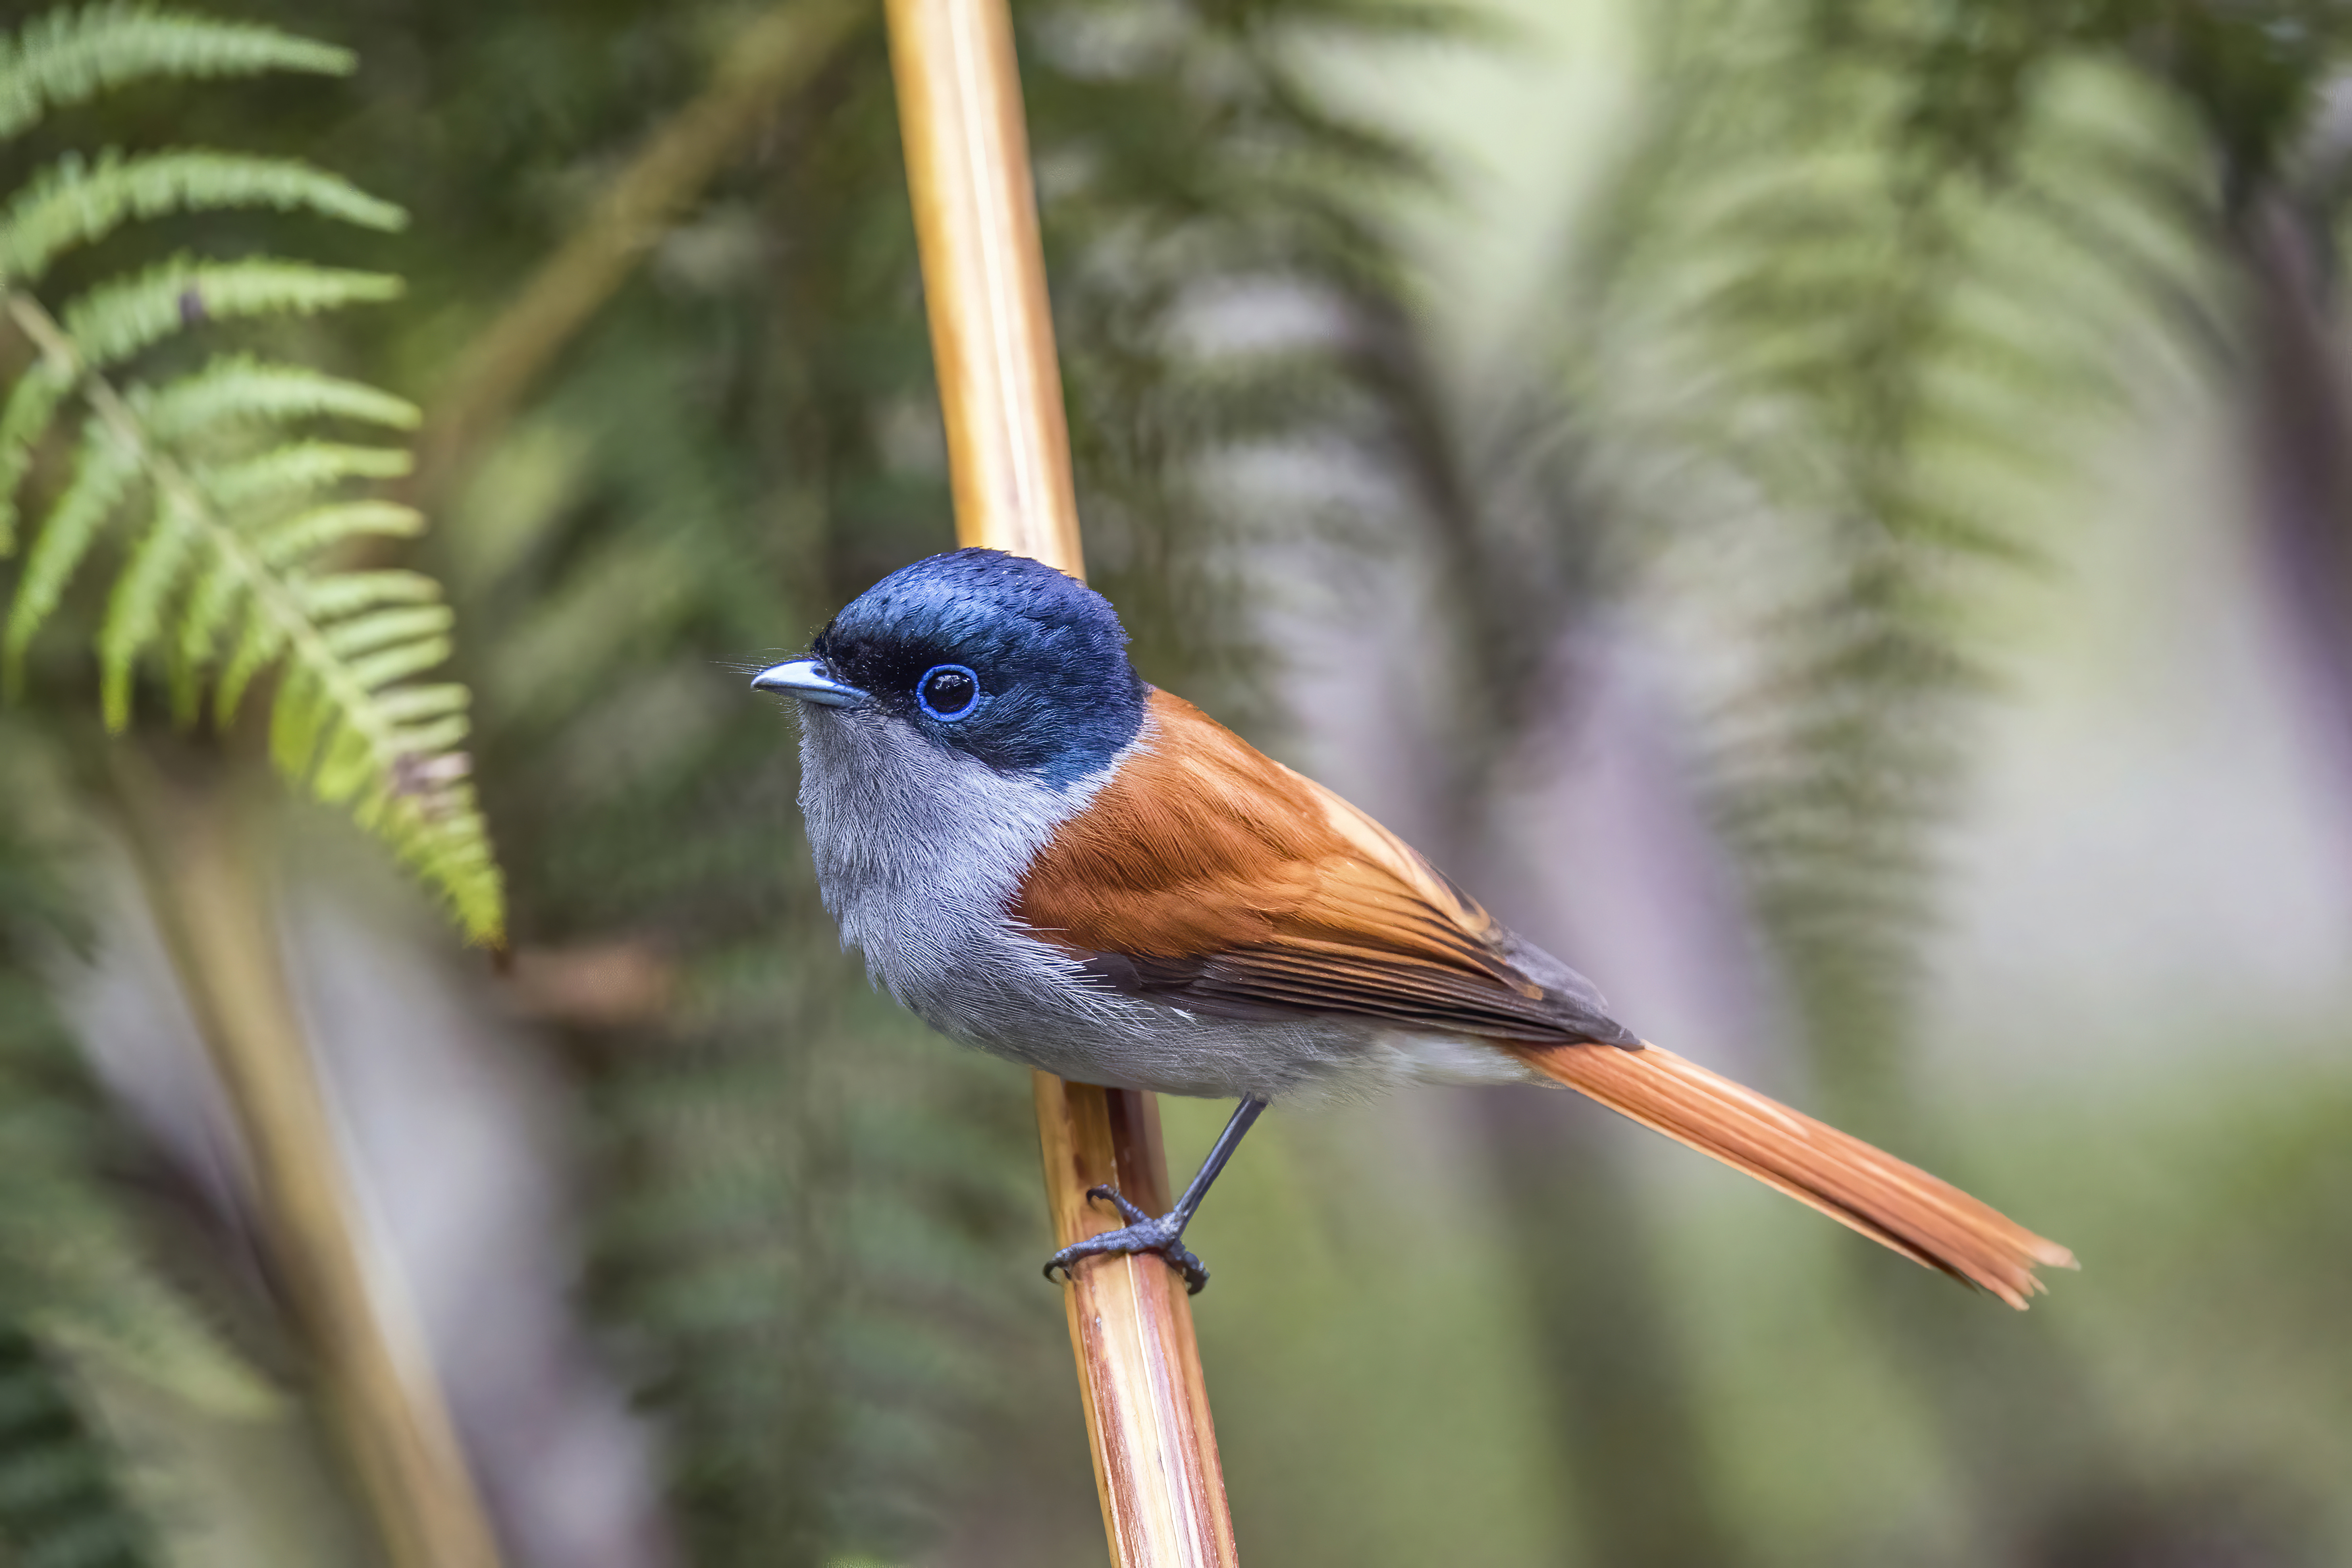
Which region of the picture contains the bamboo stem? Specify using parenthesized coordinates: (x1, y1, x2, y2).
(112, 754, 503, 1568)
(880, 0, 1238, 1561)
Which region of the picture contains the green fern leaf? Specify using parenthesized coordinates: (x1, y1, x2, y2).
(138, 357, 419, 442)
(193, 440, 410, 514)
(0, 3, 350, 141)
(0, 149, 404, 287)
(59, 256, 401, 370)
(97, 489, 195, 729)
(387, 713, 469, 757)
(339, 636, 451, 693)
(291, 568, 438, 619)
(253, 500, 422, 565)
(0, 814, 273, 1568)
(373, 683, 469, 726)
(209, 606, 284, 725)
(310, 721, 378, 804)
(167, 550, 241, 724)
(265, 660, 324, 777)
(2, 421, 139, 695)
(320, 604, 452, 660)
(0, 360, 72, 556)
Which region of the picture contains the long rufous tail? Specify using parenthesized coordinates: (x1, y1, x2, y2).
(1512, 1041, 2075, 1309)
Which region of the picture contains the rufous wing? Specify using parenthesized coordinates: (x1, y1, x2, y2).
(1011, 689, 1626, 1043)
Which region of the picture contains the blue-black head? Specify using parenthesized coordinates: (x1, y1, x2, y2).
(753, 548, 1146, 788)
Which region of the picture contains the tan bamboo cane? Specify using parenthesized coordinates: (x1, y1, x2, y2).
(881, 0, 1240, 1561)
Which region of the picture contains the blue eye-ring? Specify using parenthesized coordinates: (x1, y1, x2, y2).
(918, 663, 981, 720)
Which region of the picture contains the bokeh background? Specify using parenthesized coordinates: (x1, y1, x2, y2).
(3, 0, 2351, 1565)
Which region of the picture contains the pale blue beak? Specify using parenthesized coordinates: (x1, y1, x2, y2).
(750, 658, 869, 708)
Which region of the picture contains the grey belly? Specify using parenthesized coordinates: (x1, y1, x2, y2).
(874, 919, 1532, 1103)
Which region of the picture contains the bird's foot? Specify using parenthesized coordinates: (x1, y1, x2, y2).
(1042, 1186, 1209, 1295)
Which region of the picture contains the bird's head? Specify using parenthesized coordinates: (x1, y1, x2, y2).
(752, 547, 1146, 788)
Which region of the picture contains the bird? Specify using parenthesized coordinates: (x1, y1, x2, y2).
(752, 547, 2074, 1305)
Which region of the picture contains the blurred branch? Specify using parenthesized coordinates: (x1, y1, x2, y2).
(110, 748, 504, 1568)
(503, 940, 677, 1029)
(411, 0, 869, 509)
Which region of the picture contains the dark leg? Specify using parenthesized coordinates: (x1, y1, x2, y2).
(1042, 1097, 1268, 1295)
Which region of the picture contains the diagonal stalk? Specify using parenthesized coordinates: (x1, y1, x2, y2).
(410, 0, 868, 510)
(109, 748, 502, 1568)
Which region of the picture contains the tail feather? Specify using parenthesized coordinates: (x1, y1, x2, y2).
(1514, 1041, 2075, 1309)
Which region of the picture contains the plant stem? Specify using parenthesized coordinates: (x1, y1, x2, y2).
(110, 751, 504, 1568)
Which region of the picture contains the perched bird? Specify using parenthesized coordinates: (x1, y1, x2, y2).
(753, 547, 2073, 1304)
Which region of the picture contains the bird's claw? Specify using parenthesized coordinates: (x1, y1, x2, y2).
(1085, 1184, 1155, 1227)
(1041, 1186, 1210, 1294)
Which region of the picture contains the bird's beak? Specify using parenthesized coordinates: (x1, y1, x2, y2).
(750, 658, 870, 709)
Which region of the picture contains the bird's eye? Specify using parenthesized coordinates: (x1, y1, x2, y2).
(918, 663, 979, 719)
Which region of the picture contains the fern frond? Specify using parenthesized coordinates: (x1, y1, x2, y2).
(372, 682, 469, 725)
(137, 357, 419, 441)
(0, 0, 498, 937)
(252, 500, 422, 565)
(192, 440, 410, 512)
(105, 450, 497, 932)
(59, 256, 402, 371)
(0, 3, 350, 141)
(320, 604, 452, 659)
(98, 489, 193, 728)
(208, 606, 283, 725)
(337, 634, 451, 694)
(167, 548, 238, 723)
(0, 361, 72, 555)
(289, 568, 439, 619)
(2, 421, 140, 695)
(0, 149, 404, 287)
(2, 282, 501, 939)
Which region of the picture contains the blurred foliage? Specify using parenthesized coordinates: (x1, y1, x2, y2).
(1570, 0, 2352, 1108)
(0, 734, 271, 1568)
(1549, 0, 2352, 1557)
(0, 1326, 152, 1568)
(1578, 0, 2223, 1112)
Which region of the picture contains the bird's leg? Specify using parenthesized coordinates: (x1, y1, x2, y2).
(1043, 1096, 1268, 1295)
